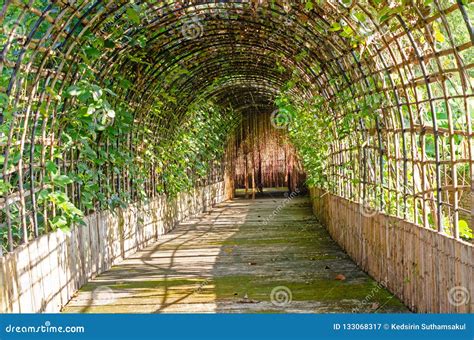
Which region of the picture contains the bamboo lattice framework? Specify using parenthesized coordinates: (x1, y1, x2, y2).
(0, 0, 472, 253)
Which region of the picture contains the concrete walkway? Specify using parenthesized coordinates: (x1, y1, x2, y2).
(63, 192, 409, 313)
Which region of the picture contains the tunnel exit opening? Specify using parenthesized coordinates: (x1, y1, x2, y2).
(229, 111, 306, 199)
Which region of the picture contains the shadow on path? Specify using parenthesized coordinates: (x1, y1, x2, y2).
(62, 189, 409, 313)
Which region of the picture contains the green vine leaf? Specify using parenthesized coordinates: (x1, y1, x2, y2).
(126, 7, 141, 24)
(53, 175, 73, 187)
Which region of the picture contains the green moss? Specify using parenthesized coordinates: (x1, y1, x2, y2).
(210, 275, 404, 307)
(63, 195, 408, 313)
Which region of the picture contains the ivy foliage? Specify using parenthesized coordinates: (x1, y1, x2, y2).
(0, 0, 472, 249)
(1, 74, 238, 250)
(278, 85, 472, 241)
(275, 94, 333, 188)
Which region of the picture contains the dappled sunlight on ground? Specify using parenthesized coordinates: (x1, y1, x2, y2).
(63, 190, 408, 313)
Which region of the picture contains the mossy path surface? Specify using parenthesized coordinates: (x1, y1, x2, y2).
(63, 192, 409, 313)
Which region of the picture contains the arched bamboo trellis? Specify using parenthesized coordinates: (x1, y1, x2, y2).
(0, 0, 472, 257)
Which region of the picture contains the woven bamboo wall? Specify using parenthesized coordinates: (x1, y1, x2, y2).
(310, 187, 473, 313)
(0, 182, 225, 313)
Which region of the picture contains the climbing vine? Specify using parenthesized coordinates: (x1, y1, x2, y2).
(278, 82, 472, 241)
(0, 72, 238, 251)
(0, 0, 472, 253)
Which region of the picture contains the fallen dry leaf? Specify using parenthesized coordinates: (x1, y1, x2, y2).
(371, 302, 380, 310)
